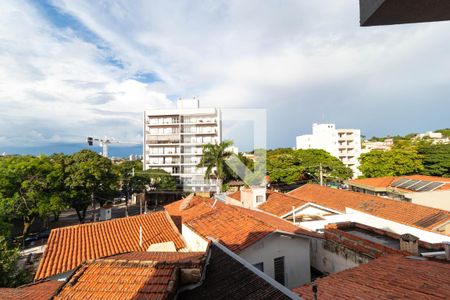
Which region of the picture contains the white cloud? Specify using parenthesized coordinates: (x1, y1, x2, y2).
(2, 0, 450, 150)
(0, 0, 172, 147)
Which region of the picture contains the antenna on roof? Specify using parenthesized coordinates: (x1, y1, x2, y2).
(139, 226, 143, 247)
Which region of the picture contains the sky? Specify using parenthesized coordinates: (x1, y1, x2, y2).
(1, 0, 450, 156)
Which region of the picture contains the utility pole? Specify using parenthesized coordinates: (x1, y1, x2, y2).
(319, 163, 323, 186)
(91, 192, 96, 222)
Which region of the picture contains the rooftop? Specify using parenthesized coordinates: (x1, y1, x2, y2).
(287, 184, 450, 233)
(35, 211, 185, 280)
(53, 251, 205, 300)
(0, 280, 62, 300)
(293, 255, 450, 299)
(347, 175, 450, 192)
(165, 196, 319, 253)
(324, 222, 444, 259)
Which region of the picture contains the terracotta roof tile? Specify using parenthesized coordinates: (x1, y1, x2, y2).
(54, 261, 179, 300)
(227, 190, 241, 201)
(293, 255, 450, 300)
(258, 191, 309, 217)
(288, 184, 450, 232)
(0, 280, 62, 300)
(165, 196, 319, 253)
(348, 175, 450, 191)
(35, 211, 185, 280)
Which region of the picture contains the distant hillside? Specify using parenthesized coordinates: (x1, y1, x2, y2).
(368, 128, 450, 141)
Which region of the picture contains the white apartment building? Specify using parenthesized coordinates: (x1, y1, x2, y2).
(296, 123, 362, 178)
(144, 99, 221, 192)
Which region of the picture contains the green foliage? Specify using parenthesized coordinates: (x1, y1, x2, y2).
(197, 140, 234, 191)
(64, 150, 117, 222)
(0, 155, 66, 236)
(0, 236, 31, 287)
(392, 138, 432, 151)
(418, 144, 450, 177)
(266, 148, 353, 184)
(358, 149, 424, 178)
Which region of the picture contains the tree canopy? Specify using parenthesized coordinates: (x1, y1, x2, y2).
(0, 155, 66, 236)
(418, 144, 450, 177)
(358, 149, 424, 178)
(266, 148, 353, 184)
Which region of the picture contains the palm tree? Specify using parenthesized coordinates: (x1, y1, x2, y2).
(197, 140, 234, 192)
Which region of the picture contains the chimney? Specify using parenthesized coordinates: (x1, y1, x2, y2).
(444, 241, 450, 261)
(399, 233, 419, 256)
(139, 226, 143, 247)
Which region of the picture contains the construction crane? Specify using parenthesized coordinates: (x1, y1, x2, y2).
(86, 136, 140, 158)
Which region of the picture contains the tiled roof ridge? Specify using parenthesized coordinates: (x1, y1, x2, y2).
(48, 211, 167, 232)
(270, 190, 306, 201)
(183, 204, 274, 252)
(291, 183, 450, 215)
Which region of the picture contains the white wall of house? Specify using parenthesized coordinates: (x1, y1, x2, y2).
(238, 233, 311, 289)
(405, 191, 450, 211)
(181, 224, 209, 251)
(240, 187, 267, 209)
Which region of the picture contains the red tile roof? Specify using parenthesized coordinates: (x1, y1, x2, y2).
(258, 191, 309, 217)
(227, 190, 241, 201)
(293, 255, 450, 300)
(35, 211, 185, 280)
(288, 184, 450, 232)
(54, 259, 182, 299)
(165, 196, 319, 253)
(348, 175, 450, 191)
(0, 280, 62, 300)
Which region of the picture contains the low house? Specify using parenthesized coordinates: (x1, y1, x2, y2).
(165, 195, 321, 288)
(293, 254, 450, 299)
(346, 175, 450, 210)
(281, 184, 450, 240)
(34, 211, 186, 280)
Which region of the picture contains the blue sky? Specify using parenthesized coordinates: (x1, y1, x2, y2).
(1, 0, 450, 156)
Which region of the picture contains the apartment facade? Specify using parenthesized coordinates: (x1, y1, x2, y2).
(143, 99, 221, 192)
(296, 123, 362, 178)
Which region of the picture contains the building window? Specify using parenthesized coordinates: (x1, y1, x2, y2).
(274, 256, 285, 285)
(256, 195, 264, 203)
(253, 262, 264, 272)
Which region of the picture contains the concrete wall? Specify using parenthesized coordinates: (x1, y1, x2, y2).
(239, 233, 311, 289)
(406, 191, 450, 211)
(310, 238, 366, 275)
(181, 224, 209, 251)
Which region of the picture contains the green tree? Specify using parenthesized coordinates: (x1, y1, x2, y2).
(116, 161, 176, 215)
(266, 148, 353, 184)
(0, 155, 65, 236)
(197, 140, 234, 191)
(64, 150, 117, 223)
(418, 144, 450, 177)
(0, 236, 30, 287)
(358, 149, 424, 178)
